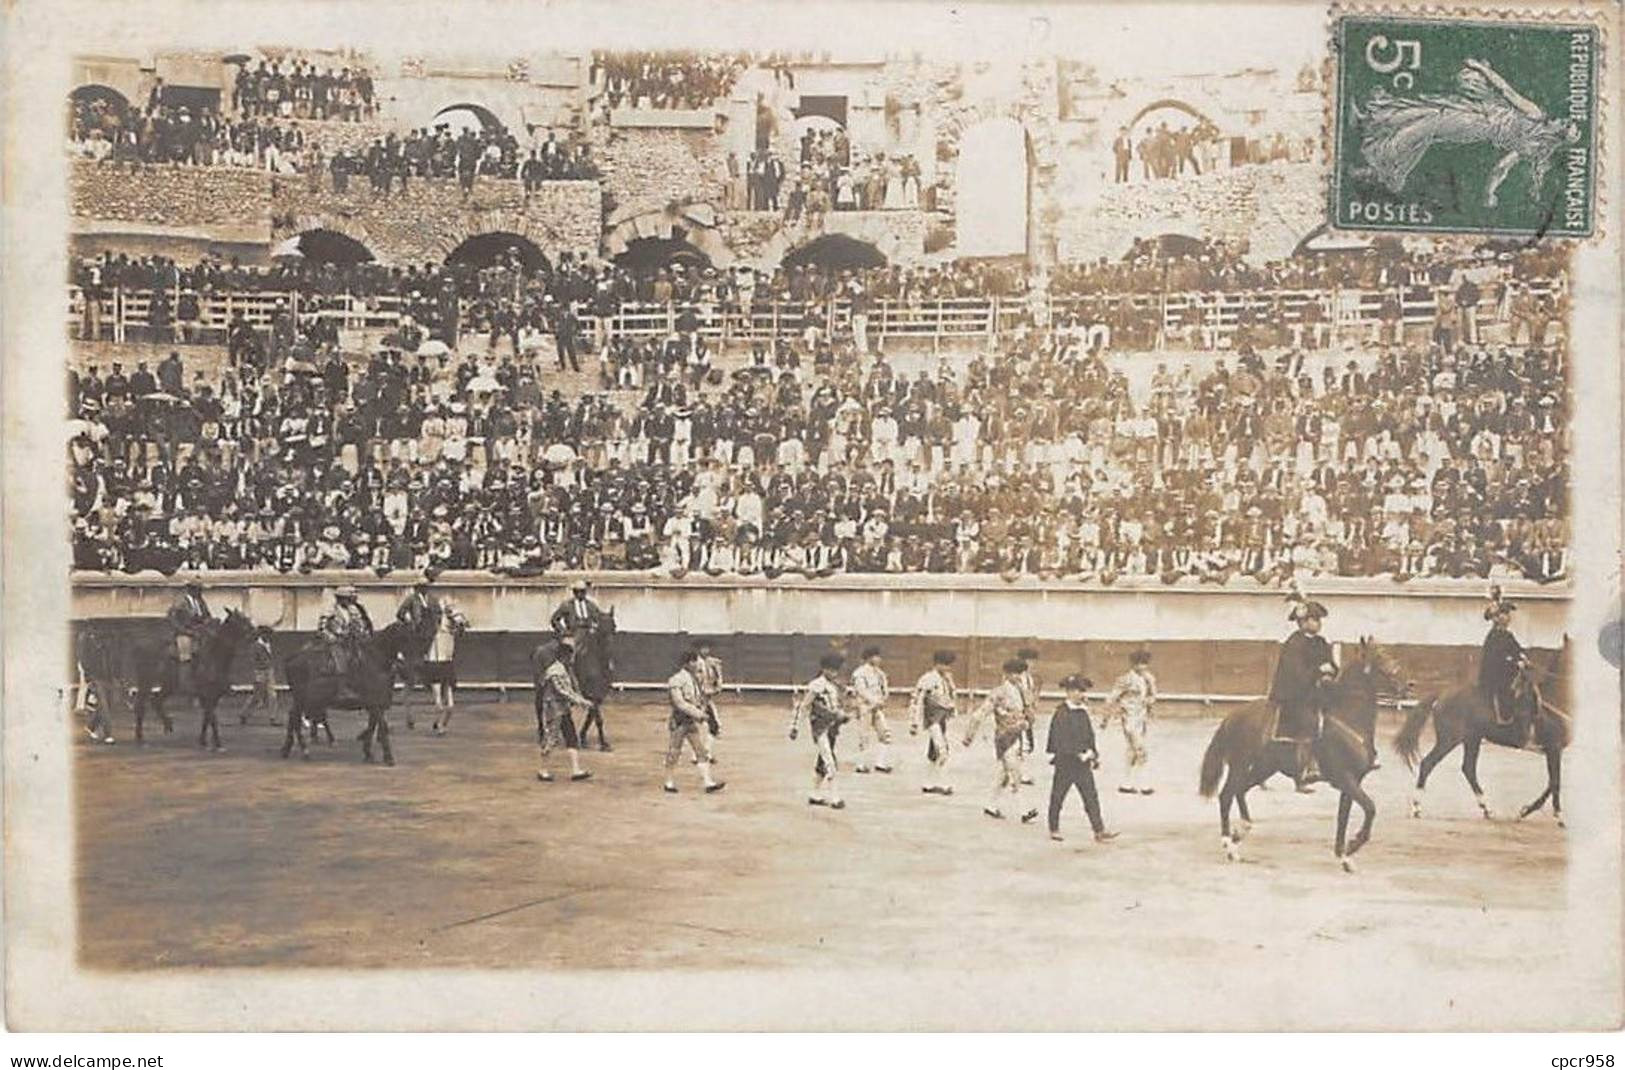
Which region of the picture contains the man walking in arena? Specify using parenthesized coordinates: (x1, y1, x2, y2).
(909, 649, 959, 795)
(1046, 674, 1119, 844)
(664, 649, 725, 795)
(535, 636, 593, 784)
(963, 658, 1038, 823)
(1015, 645, 1041, 782)
(789, 653, 850, 809)
(1104, 649, 1158, 795)
(849, 645, 894, 774)
(694, 638, 725, 761)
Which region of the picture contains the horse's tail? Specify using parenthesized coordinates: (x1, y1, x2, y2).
(1198, 716, 1231, 798)
(1393, 698, 1433, 769)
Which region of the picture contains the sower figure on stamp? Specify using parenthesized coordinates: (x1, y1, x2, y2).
(789, 653, 850, 809)
(1479, 586, 1532, 745)
(664, 649, 725, 795)
(963, 658, 1038, 823)
(1269, 590, 1338, 793)
(1104, 649, 1158, 796)
(166, 579, 213, 693)
(534, 636, 592, 784)
(693, 638, 725, 762)
(909, 649, 959, 796)
(850, 645, 894, 774)
(1046, 674, 1119, 844)
(1015, 646, 1041, 784)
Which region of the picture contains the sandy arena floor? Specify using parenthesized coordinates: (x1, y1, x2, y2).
(72, 691, 1570, 984)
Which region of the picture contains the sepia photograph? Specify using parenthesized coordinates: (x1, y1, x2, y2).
(3, 0, 1622, 1040)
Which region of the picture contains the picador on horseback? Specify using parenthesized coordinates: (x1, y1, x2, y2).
(1479, 585, 1531, 744)
(550, 578, 608, 636)
(320, 585, 375, 676)
(1269, 586, 1337, 793)
(166, 579, 214, 692)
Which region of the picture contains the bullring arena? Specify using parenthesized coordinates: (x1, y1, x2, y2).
(70, 576, 1574, 1002)
(49, 33, 1610, 1031)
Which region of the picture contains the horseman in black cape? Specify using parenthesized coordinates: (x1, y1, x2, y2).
(1267, 583, 1340, 792)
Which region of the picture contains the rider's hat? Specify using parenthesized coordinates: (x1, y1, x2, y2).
(183, 579, 203, 591)
(1289, 600, 1328, 622)
(570, 578, 589, 592)
(335, 584, 359, 598)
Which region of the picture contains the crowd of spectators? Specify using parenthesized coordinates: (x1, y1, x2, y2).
(230, 56, 376, 122)
(67, 244, 1570, 584)
(732, 130, 923, 219)
(325, 125, 595, 197)
(1112, 118, 1316, 184)
(589, 50, 750, 112)
(70, 93, 311, 171)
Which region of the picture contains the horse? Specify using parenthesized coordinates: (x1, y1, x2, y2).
(1199, 637, 1411, 871)
(281, 619, 434, 764)
(563, 609, 617, 751)
(1393, 650, 1570, 825)
(131, 608, 258, 750)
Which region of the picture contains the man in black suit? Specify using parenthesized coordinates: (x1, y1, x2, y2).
(550, 578, 609, 636)
(1045, 674, 1118, 843)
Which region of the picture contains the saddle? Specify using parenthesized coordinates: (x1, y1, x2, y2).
(1266, 702, 1320, 745)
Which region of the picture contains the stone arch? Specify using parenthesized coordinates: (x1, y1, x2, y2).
(603, 203, 735, 269)
(273, 228, 376, 264)
(446, 232, 550, 271)
(614, 236, 714, 275)
(1124, 98, 1217, 132)
(782, 233, 887, 271)
(69, 84, 132, 134)
(431, 102, 509, 135)
(273, 213, 379, 259)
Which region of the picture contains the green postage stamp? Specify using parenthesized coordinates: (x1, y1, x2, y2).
(1332, 13, 1599, 237)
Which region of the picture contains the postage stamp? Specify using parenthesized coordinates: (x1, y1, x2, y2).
(1332, 13, 1599, 237)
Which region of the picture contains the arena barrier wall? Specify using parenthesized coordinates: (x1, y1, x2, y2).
(69, 572, 1573, 708)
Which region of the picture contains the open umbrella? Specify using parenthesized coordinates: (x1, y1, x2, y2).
(142, 391, 180, 403)
(543, 443, 577, 465)
(466, 374, 503, 393)
(416, 339, 451, 358)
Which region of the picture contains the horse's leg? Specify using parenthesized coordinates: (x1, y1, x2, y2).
(1412, 730, 1458, 817)
(1522, 746, 1563, 827)
(1219, 763, 1247, 861)
(1345, 780, 1377, 860)
(1461, 735, 1492, 818)
(206, 695, 223, 751)
(359, 712, 376, 762)
(1334, 791, 1353, 865)
(133, 682, 146, 742)
(376, 710, 394, 766)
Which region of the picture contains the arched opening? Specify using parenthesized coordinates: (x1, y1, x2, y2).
(614, 235, 714, 276)
(446, 232, 549, 272)
(432, 103, 507, 136)
(1121, 233, 1209, 260)
(69, 84, 131, 139)
(275, 228, 375, 265)
(1125, 99, 1224, 175)
(955, 117, 1031, 259)
(782, 234, 887, 272)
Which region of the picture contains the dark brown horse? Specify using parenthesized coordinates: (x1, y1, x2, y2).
(131, 608, 257, 750)
(1199, 638, 1410, 871)
(1393, 650, 1570, 826)
(558, 608, 616, 751)
(282, 620, 433, 764)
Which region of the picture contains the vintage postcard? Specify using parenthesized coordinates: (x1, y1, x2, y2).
(2, 0, 1621, 1033)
